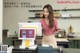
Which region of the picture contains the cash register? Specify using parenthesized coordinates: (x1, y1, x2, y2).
(12, 22, 42, 53)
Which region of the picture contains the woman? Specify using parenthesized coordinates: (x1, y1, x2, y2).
(40, 4, 58, 48)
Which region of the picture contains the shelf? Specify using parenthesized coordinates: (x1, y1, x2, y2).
(29, 9, 60, 12)
(62, 9, 80, 11)
(29, 8, 80, 20)
(29, 8, 80, 12)
(29, 17, 41, 19)
(59, 16, 80, 19)
(29, 16, 80, 19)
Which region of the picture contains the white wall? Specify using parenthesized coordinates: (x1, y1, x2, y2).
(0, 0, 2, 44)
(58, 19, 80, 33)
(3, 0, 80, 35)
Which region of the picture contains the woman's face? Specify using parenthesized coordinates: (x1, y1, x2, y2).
(43, 8, 49, 18)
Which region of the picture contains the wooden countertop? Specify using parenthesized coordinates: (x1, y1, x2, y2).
(56, 38, 69, 42)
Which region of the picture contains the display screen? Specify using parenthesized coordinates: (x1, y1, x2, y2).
(20, 29, 34, 38)
(18, 22, 42, 40)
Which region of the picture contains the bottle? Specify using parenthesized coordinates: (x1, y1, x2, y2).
(68, 25, 73, 33)
(14, 31, 18, 37)
(64, 30, 66, 37)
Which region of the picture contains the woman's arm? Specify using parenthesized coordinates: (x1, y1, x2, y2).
(53, 18, 59, 35)
(54, 18, 58, 31)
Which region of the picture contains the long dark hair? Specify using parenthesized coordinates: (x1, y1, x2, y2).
(43, 4, 54, 28)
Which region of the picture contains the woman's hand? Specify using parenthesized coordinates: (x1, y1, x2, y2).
(53, 29, 60, 36)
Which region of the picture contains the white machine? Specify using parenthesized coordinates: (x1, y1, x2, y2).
(18, 22, 42, 48)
